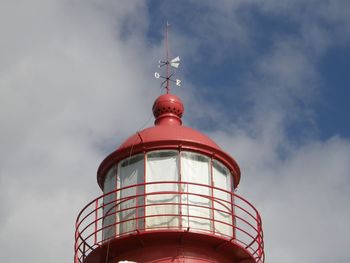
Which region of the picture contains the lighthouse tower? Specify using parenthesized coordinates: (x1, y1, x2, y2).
(74, 27, 264, 263)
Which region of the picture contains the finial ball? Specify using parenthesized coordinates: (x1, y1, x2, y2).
(152, 94, 184, 125)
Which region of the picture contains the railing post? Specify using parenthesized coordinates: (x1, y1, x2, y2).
(257, 216, 262, 260)
(231, 192, 236, 240)
(82, 242, 86, 262)
(74, 229, 78, 263)
(210, 158, 215, 234)
(94, 199, 98, 246)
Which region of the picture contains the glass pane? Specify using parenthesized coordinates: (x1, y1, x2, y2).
(103, 165, 116, 241)
(146, 151, 179, 229)
(212, 160, 233, 237)
(117, 154, 144, 235)
(181, 151, 211, 232)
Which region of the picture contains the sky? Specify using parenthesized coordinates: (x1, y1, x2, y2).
(1, 0, 350, 262)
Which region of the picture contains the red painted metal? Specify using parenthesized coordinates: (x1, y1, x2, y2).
(142, 152, 146, 230)
(94, 200, 98, 245)
(178, 150, 182, 230)
(97, 94, 241, 190)
(75, 181, 264, 263)
(75, 93, 264, 263)
(153, 94, 184, 125)
(210, 156, 215, 235)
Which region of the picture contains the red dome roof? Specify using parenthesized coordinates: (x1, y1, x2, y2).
(97, 94, 240, 188)
(119, 124, 220, 150)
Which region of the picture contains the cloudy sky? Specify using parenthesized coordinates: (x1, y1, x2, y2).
(1, 1, 350, 262)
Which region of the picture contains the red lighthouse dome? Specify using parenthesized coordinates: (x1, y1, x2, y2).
(75, 92, 264, 263)
(97, 94, 241, 189)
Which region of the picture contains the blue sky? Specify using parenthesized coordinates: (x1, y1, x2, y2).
(143, 3, 350, 197)
(146, 1, 350, 141)
(0, 1, 350, 263)
(318, 46, 350, 138)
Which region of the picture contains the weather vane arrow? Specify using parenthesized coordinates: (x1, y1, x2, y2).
(154, 22, 182, 93)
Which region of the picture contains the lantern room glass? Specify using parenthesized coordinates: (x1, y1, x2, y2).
(181, 152, 211, 232)
(103, 165, 116, 240)
(117, 154, 145, 235)
(146, 150, 179, 229)
(212, 159, 233, 237)
(102, 150, 234, 238)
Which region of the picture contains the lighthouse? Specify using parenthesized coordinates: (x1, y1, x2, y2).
(74, 26, 264, 263)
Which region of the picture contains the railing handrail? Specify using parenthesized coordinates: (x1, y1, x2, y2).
(76, 181, 261, 224)
(74, 181, 264, 263)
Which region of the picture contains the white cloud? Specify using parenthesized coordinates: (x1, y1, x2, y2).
(209, 128, 350, 262)
(0, 1, 159, 262)
(186, 1, 350, 262)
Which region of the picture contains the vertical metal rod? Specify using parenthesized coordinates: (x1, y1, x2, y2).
(115, 165, 119, 237)
(83, 242, 86, 262)
(113, 167, 117, 238)
(257, 219, 262, 258)
(75, 229, 79, 263)
(94, 199, 98, 245)
(166, 22, 170, 93)
(142, 152, 147, 230)
(231, 172, 236, 239)
(178, 149, 182, 230)
(210, 157, 215, 234)
(135, 168, 139, 230)
(185, 154, 190, 229)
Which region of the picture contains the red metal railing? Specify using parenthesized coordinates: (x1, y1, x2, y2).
(75, 181, 264, 263)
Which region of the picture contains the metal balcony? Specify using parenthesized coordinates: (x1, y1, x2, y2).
(75, 181, 264, 263)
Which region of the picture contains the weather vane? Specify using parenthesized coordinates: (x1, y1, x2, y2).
(154, 22, 181, 93)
